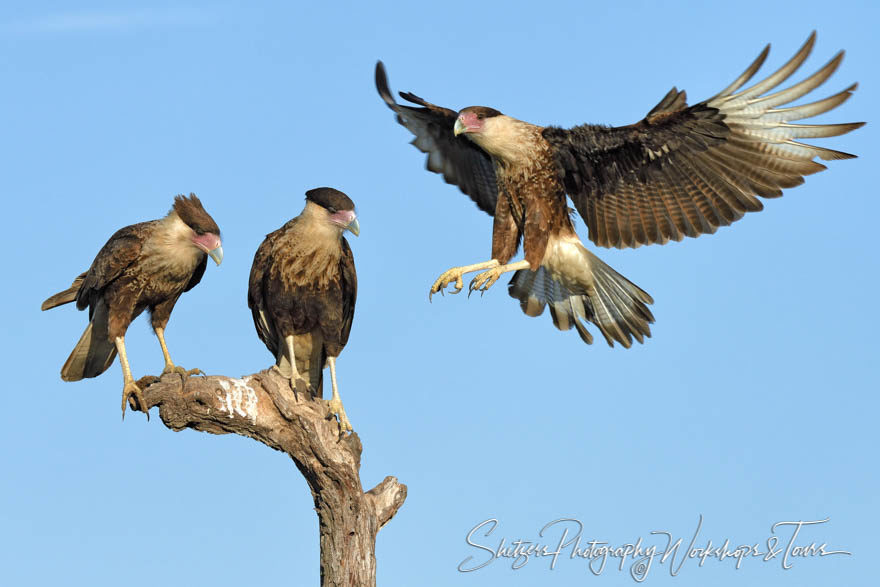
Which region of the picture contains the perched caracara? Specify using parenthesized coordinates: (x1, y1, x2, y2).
(248, 188, 359, 432)
(42, 194, 223, 418)
(376, 32, 863, 347)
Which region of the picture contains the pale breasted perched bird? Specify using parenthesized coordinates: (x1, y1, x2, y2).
(248, 187, 359, 432)
(42, 194, 223, 419)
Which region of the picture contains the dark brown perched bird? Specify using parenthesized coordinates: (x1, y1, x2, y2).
(376, 32, 863, 347)
(248, 188, 359, 431)
(42, 194, 223, 418)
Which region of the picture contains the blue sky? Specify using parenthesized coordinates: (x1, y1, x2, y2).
(1, 1, 877, 585)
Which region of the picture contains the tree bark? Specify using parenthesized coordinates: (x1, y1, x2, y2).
(136, 370, 406, 586)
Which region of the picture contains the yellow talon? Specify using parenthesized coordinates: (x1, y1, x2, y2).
(469, 267, 503, 296)
(429, 268, 465, 300)
(121, 379, 149, 421)
(326, 397, 352, 433)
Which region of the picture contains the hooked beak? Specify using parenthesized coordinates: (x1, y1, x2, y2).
(208, 245, 224, 265)
(346, 217, 360, 237)
(193, 232, 223, 266)
(453, 118, 466, 136)
(331, 209, 360, 237)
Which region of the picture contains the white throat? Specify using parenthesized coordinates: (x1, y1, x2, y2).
(469, 115, 541, 165)
(145, 213, 203, 272)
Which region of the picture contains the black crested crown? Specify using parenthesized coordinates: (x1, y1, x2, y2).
(172, 193, 221, 235)
(305, 187, 355, 212)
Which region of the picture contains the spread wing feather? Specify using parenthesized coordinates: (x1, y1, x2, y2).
(543, 32, 864, 249)
(376, 61, 499, 215)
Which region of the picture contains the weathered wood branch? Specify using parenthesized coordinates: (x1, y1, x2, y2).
(136, 370, 407, 586)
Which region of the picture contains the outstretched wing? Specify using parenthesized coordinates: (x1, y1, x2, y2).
(544, 32, 864, 249)
(376, 61, 499, 215)
(76, 221, 154, 312)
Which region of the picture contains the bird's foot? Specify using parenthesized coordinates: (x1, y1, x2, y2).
(270, 366, 312, 398)
(291, 376, 312, 398)
(469, 266, 504, 296)
(325, 398, 352, 433)
(162, 363, 203, 378)
(121, 379, 149, 421)
(429, 267, 466, 300)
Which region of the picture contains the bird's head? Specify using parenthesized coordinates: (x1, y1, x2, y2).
(454, 106, 534, 163)
(454, 106, 503, 138)
(305, 187, 360, 237)
(172, 194, 224, 265)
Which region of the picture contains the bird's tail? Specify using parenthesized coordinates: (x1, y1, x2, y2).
(41, 273, 86, 311)
(508, 245, 654, 348)
(60, 299, 117, 381)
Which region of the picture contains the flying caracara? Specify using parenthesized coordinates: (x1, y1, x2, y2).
(376, 32, 863, 347)
(248, 188, 359, 432)
(42, 194, 223, 418)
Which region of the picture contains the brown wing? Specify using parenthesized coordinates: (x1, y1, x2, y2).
(76, 221, 154, 313)
(543, 32, 864, 249)
(183, 256, 208, 292)
(247, 227, 282, 358)
(376, 61, 499, 215)
(336, 237, 357, 350)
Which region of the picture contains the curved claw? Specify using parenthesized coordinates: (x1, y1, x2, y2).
(326, 398, 353, 433)
(468, 267, 503, 297)
(429, 269, 465, 301)
(292, 376, 314, 398)
(268, 367, 315, 397)
(121, 380, 149, 421)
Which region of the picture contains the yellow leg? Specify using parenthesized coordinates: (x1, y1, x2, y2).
(324, 357, 352, 433)
(115, 336, 148, 421)
(469, 259, 531, 296)
(272, 334, 310, 395)
(156, 327, 203, 377)
(429, 260, 500, 300)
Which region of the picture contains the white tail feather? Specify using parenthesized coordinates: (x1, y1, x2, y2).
(508, 240, 654, 348)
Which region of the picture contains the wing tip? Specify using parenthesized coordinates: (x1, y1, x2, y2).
(375, 60, 396, 107)
(823, 149, 859, 161)
(804, 30, 817, 51)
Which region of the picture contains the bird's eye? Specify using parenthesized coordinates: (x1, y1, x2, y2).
(477, 113, 484, 120)
(195, 228, 205, 235)
(327, 206, 337, 213)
